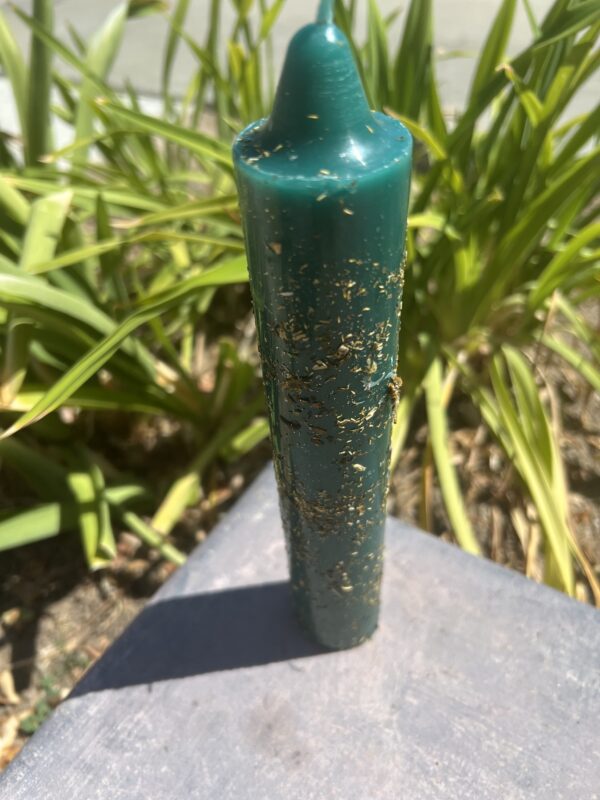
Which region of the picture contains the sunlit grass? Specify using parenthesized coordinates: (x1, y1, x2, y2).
(0, 0, 598, 601)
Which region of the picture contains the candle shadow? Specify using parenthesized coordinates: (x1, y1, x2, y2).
(71, 581, 326, 696)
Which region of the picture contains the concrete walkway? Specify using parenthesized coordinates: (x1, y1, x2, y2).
(2, 465, 599, 799)
(1, 0, 596, 119)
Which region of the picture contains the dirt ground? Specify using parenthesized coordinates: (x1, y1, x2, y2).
(388, 352, 600, 598)
(0, 449, 270, 770)
(1, 334, 598, 771)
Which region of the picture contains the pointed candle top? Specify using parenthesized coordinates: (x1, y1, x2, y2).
(316, 0, 334, 24)
(265, 17, 372, 145)
(233, 3, 411, 183)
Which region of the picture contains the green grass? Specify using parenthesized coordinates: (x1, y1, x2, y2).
(0, 0, 598, 601)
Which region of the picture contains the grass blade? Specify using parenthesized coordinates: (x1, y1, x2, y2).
(424, 357, 481, 555)
(0, 10, 28, 134)
(1, 191, 72, 404)
(112, 506, 186, 565)
(533, 0, 600, 49)
(19, 190, 73, 270)
(26, 0, 54, 165)
(0, 177, 30, 226)
(259, 0, 285, 41)
(0, 256, 248, 437)
(528, 222, 600, 309)
(223, 417, 269, 460)
(67, 468, 110, 570)
(0, 503, 79, 551)
(162, 0, 191, 113)
(0, 316, 32, 406)
(469, 0, 516, 104)
(97, 101, 233, 167)
(393, 0, 432, 119)
(9, 384, 189, 416)
(25, 229, 244, 276)
(152, 395, 263, 534)
(72, 3, 129, 165)
(543, 335, 600, 395)
(390, 390, 416, 471)
(489, 350, 575, 594)
(366, 0, 390, 108)
(475, 147, 600, 314)
(386, 111, 446, 160)
(522, 0, 541, 36)
(117, 194, 238, 229)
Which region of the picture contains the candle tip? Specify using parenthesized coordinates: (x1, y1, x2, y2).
(316, 0, 334, 24)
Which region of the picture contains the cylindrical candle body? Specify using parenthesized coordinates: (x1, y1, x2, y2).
(233, 20, 411, 649)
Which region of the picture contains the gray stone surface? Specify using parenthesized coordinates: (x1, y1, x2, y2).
(1, 464, 599, 799)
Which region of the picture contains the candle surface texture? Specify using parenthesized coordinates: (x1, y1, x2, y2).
(233, 8, 412, 649)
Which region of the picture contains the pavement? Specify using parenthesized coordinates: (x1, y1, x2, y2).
(2, 465, 599, 799)
(0, 0, 596, 138)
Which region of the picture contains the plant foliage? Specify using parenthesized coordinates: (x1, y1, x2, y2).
(0, 0, 598, 600)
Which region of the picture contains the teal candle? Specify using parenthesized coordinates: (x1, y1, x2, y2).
(233, 0, 412, 649)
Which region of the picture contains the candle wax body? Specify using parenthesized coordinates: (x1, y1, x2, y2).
(233, 21, 411, 649)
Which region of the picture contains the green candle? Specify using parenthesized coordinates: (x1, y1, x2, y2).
(233, 0, 412, 650)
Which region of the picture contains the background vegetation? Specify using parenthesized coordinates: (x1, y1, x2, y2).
(0, 0, 598, 602)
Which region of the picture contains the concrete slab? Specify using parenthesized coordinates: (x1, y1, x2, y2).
(1, 465, 598, 799)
